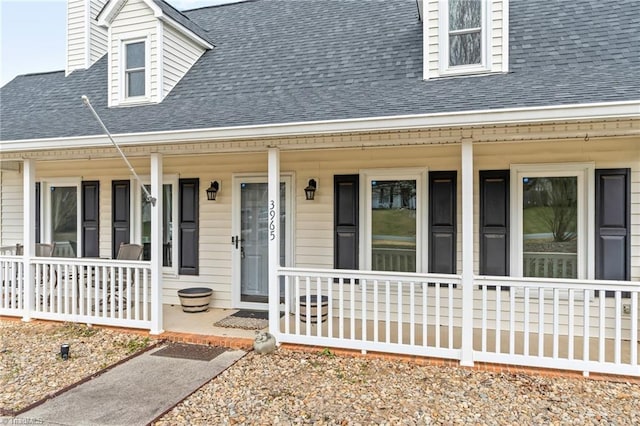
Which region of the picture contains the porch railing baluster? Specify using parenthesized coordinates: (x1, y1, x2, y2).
(482, 284, 487, 352)
(599, 293, 606, 363)
(615, 291, 621, 365)
(397, 281, 402, 345)
(350, 276, 355, 340)
(632, 292, 638, 365)
(568, 289, 574, 360)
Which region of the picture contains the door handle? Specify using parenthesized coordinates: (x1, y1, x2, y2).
(231, 236, 246, 249)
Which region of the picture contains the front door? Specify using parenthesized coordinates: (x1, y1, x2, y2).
(232, 175, 290, 309)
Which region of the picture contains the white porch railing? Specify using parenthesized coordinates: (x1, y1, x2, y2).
(474, 276, 639, 377)
(277, 267, 462, 360)
(1, 256, 152, 330)
(274, 267, 639, 377)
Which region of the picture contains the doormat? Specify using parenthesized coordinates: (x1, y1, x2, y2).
(213, 310, 273, 330)
(150, 343, 228, 361)
(231, 309, 269, 320)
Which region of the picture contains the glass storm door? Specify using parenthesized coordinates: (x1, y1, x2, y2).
(50, 185, 78, 257)
(237, 180, 286, 304)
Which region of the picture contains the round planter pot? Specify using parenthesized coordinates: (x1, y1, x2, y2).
(298, 295, 329, 323)
(177, 287, 213, 313)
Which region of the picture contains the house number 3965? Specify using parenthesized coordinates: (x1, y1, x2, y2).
(269, 200, 276, 241)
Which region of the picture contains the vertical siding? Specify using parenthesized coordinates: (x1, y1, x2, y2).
(109, 0, 159, 105)
(66, 0, 87, 74)
(89, 0, 108, 64)
(162, 24, 206, 98)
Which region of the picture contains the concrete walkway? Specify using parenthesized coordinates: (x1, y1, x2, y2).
(15, 344, 246, 426)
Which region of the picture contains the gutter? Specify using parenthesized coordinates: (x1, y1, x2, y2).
(1, 100, 639, 153)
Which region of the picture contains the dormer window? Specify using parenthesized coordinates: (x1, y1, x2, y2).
(448, 0, 482, 67)
(122, 39, 148, 100)
(425, 0, 507, 79)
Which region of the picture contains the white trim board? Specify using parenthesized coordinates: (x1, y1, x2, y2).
(2, 101, 639, 152)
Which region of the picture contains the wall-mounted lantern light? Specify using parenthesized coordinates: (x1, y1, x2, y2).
(304, 179, 317, 201)
(206, 181, 220, 201)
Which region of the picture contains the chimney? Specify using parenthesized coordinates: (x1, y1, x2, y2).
(66, 0, 108, 75)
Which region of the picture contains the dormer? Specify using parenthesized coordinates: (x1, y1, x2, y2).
(420, 0, 509, 79)
(96, 0, 213, 107)
(67, 0, 109, 75)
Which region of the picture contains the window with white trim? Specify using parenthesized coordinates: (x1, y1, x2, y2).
(124, 40, 146, 98)
(440, 0, 488, 74)
(134, 177, 178, 272)
(448, 0, 482, 66)
(363, 169, 427, 273)
(511, 164, 594, 280)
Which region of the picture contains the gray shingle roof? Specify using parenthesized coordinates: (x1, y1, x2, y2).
(1, 0, 638, 141)
(152, 0, 212, 45)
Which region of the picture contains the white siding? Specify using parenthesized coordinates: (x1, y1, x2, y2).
(89, 0, 108, 64)
(426, 0, 440, 79)
(162, 23, 206, 98)
(0, 171, 23, 246)
(66, 0, 107, 75)
(1, 136, 636, 309)
(109, 0, 159, 106)
(424, 0, 508, 79)
(66, 0, 87, 75)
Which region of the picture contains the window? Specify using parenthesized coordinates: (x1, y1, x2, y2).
(43, 180, 82, 258)
(448, 0, 482, 66)
(512, 164, 594, 280)
(363, 169, 427, 273)
(124, 41, 146, 98)
(134, 178, 177, 271)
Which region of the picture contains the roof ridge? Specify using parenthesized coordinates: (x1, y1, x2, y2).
(17, 70, 65, 78)
(181, 0, 254, 13)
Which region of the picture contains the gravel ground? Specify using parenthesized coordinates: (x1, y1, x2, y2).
(156, 350, 640, 425)
(2, 319, 639, 425)
(0, 319, 157, 414)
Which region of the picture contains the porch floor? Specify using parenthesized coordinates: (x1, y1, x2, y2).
(162, 304, 262, 339)
(279, 316, 639, 365)
(161, 306, 637, 366)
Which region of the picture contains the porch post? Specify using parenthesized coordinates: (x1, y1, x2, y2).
(22, 159, 36, 321)
(267, 148, 281, 337)
(150, 153, 164, 334)
(460, 139, 474, 366)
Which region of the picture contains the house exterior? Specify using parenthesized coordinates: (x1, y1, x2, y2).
(1, 0, 639, 377)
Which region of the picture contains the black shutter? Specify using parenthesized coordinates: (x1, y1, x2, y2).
(179, 178, 199, 275)
(112, 180, 130, 258)
(595, 169, 630, 297)
(334, 175, 359, 271)
(81, 181, 100, 257)
(479, 170, 510, 276)
(429, 171, 456, 274)
(35, 182, 41, 244)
